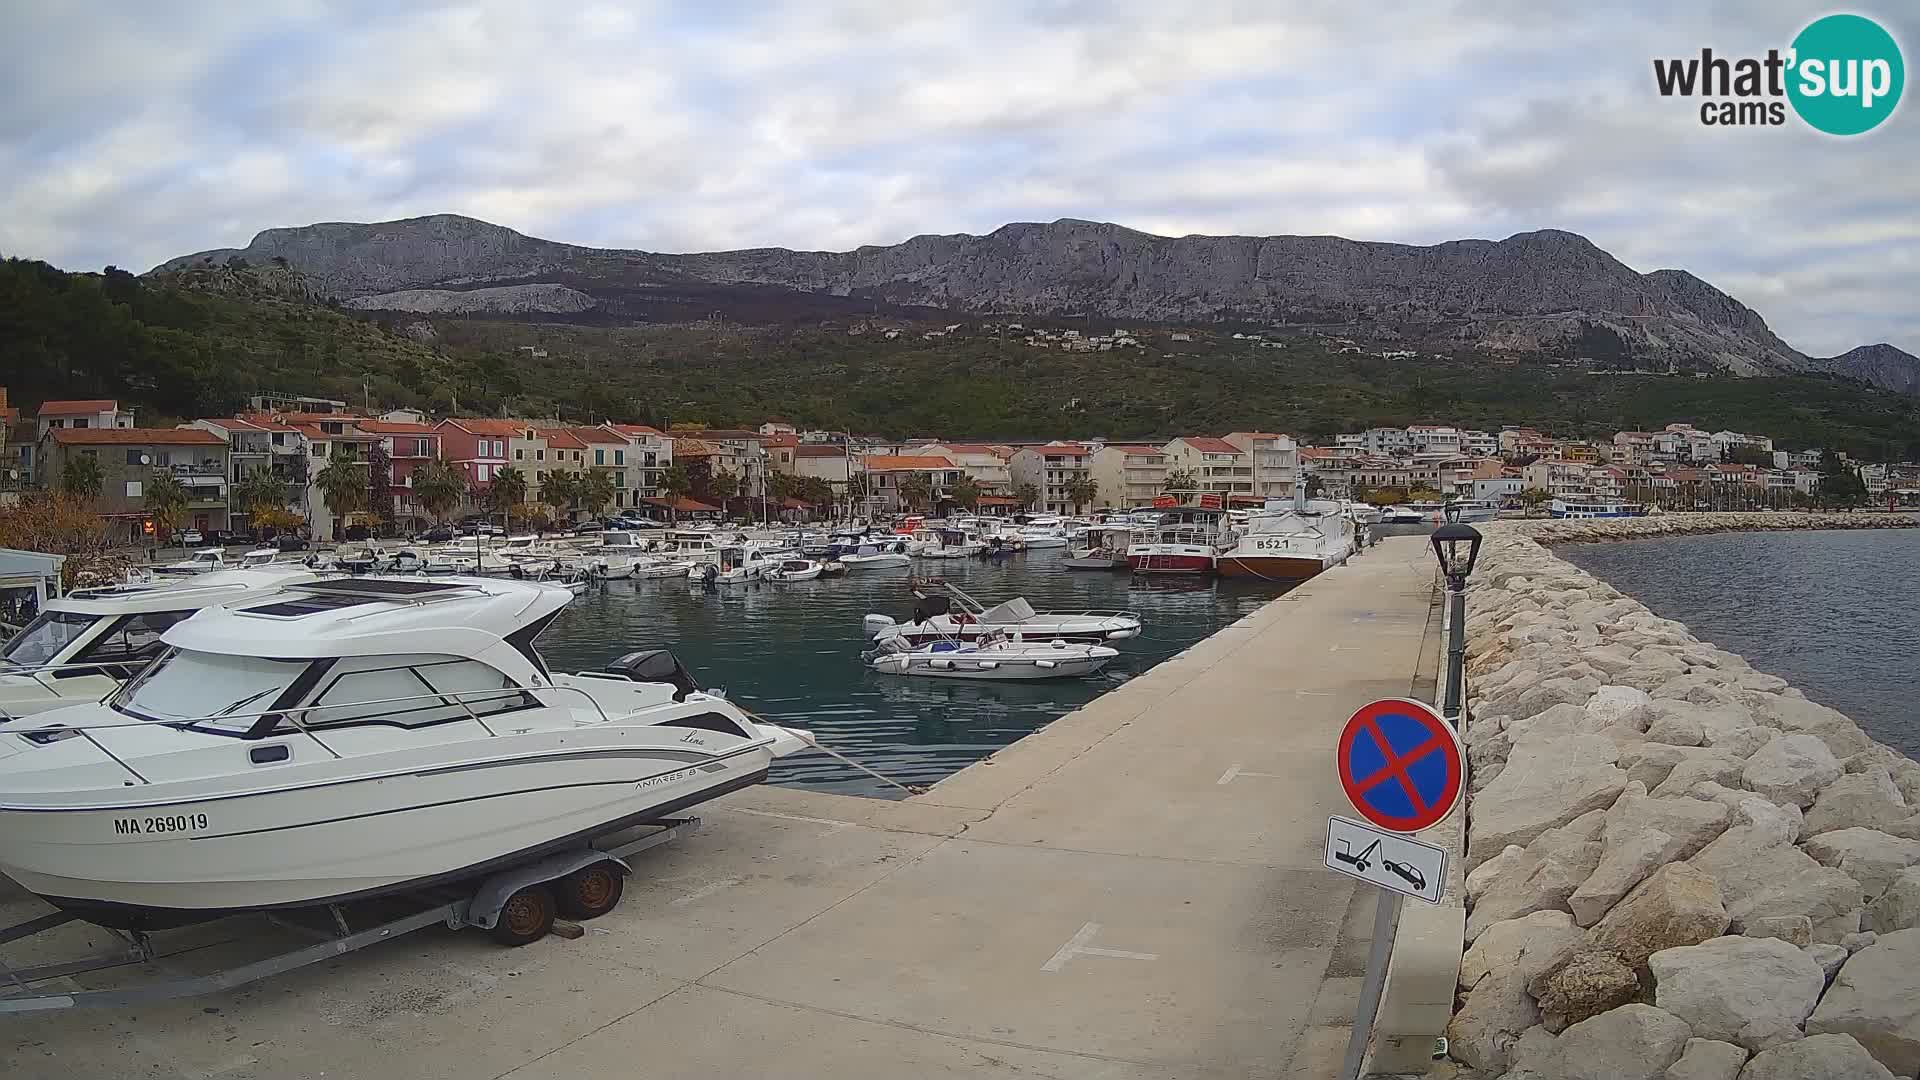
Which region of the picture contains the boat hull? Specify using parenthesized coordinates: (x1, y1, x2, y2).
(0, 743, 773, 925)
(1127, 550, 1215, 575)
(871, 652, 1113, 680)
(1215, 554, 1329, 580)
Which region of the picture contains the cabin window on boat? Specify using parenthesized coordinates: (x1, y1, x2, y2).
(300, 654, 534, 729)
(1, 609, 93, 667)
(114, 649, 309, 731)
(69, 611, 194, 665)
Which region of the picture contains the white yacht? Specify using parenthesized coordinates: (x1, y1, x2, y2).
(0, 568, 319, 721)
(0, 576, 810, 927)
(863, 582, 1141, 646)
(837, 543, 913, 569)
(1016, 517, 1069, 549)
(151, 548, 230, 578)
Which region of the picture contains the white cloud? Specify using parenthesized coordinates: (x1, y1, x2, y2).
(0, 1, 1913, 356)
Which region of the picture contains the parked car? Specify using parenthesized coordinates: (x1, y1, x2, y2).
(572, 521, 605, 535)
(179, 529, 203, 546)
(275, 534, 311, 552)
(415, 526, 455, 544)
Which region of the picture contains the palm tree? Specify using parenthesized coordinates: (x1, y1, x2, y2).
(60, 454, 103, 500)
(231, 467, 289, 522)
(539, 469, 580, 523)
(950, 474, 981, 511)
(1015, 482, 1040, 510)
(411, 457, 468, 524)
(143, 470, 190, 545)
(489, 465, 528, 515)
(314, 449, 367, 538)
(1162, 467, 1196, 495)
(578, 469, 616, 519)
(707, 468, 740, 506)
(1063, 475, 1098, 514)
(895, 472, 931, 512)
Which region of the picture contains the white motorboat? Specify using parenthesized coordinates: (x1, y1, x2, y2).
(0, 576, 812, 927)
(867, 631, 1118, 680)
(241, 548, 279, 567)
(630, 558, 696, 579)
(151, 548, 229, 577)
(1342, 502, 1383, 526)
(764, 559, 823, 582)
(687, 544, 770, 585)
(863, 581, 1141, 646)
(1127, 502, 1229, 575)
(586, 555, 637, 580)
(1016, 518, 1069, 549)
(1381, 505, 1425, 525)
(0, 568, 319, 721)
(1062, 525, 1134, 571)
(1214, 497, 1357, 581)
(837, 543, 913, 569)
(1438, 500, 1501, 523)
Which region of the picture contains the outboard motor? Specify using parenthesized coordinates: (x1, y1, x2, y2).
(862, 613, 898, 637)
(604, 649, 701, 701)
(910, 594, 952, 626)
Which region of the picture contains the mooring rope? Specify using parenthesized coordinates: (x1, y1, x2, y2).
(741, 706, 930, 796)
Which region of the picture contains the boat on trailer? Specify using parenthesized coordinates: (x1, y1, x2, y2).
(0, 575, 811, 929)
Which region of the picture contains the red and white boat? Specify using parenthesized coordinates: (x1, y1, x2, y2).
(1127, 496, 1229, 576)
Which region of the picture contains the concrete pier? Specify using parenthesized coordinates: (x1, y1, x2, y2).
(1, 537, 1441, 1080)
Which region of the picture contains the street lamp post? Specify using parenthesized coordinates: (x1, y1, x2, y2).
(1430, 512, 1483, 726)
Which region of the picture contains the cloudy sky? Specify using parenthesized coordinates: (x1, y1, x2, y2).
(2, 0, 1913, 356)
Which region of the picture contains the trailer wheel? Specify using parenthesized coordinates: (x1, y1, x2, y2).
(556, 863, 625, 920)
(490, 884, 557, 946)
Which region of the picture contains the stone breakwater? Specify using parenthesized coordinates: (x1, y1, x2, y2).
(1446, 519, 1920, 1080)
(1513, 510, 1917, 545)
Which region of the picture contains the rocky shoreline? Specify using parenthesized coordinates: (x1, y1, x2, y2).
(1447, 515, 1920, 1079)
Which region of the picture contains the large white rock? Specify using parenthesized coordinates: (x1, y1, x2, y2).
(1664, 1038, 1748, 1080)
(1467, 824, 1605, 940)
(1647, 710, 1707, 747)
(1590, 861, 1731, 972)
(1530, 946, 1641, 1032)
(1806, 928, 1920, 1076)
(1743, 735, 1844, 809)
(1570, 784, 1731, 926)
(1536, 1003, 1694, 1080)
(1470, 734, 1627, 867)
(1805, 769, 1910, 837)
(1804, 829, 1920, 900)
(1750, 695, 1876, 759)
(1653, 751, 1751, 799)
(1588, 685, 1655, 728)
(1459, 909, 1586, 990)
(1467, 844, 1531, 901)
(1447, 969, 1540, 1074)
(1650, 935, 1825, 1052)
(1736, 1034, 1894, 1080)
(1867, 867, 1920, 933)
(1620, 743, 1697, 789)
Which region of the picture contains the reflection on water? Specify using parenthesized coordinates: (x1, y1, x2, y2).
(537, 550, 1297, 797)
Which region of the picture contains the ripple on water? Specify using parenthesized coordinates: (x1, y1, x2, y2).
(1558, 528, 1920, 759)
(535, 551, 1294, 797)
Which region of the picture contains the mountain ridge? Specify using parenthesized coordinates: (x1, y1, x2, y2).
(1811, 342, 1920, 396)
(156, 213, 1814, 375)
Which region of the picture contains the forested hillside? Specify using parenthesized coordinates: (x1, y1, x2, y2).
(4, 257, 1917, 458)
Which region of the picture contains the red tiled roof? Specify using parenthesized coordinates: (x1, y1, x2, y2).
(861, 455, 955, 471)
(355, 420, 437, 434)
(762, 433, 798, 447)
(793, 445, 848, 458)
(1104, 445, 1164, 455)
(931, 442, 1001, 455)
(441, 418, 523, 436)
(542, 430, 589, 450)
(1297, 448, 1336, 460)
(673, 439, 722, 457)
(640, 496, 721, 512)
(975, 496, 1022, 505)
(1033, 442, 1091, 456)
(274, 411, 370, 423)
(1174, 437, 1240, 454)
(37, 399, 119, 415)
(605, 423, 663, 436)
(51, 427, 223, 446)
(673, 429, 757, 441)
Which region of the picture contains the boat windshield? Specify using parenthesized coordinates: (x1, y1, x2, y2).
(1, 610, 97, 668)
(114, 648, 309, 731)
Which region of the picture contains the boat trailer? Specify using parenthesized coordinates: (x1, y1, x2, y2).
(0, 817, 700, 1014)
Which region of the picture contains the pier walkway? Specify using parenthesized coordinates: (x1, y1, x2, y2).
(1, 538, 1440, 1080)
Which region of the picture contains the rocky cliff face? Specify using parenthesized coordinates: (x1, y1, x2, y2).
(156, 214, 1812, 374)
(1811, 344, 1920, 396)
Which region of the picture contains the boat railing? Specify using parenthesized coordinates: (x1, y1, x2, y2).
(1009, 607, 1143, 621)
(13, 683, 629, 785)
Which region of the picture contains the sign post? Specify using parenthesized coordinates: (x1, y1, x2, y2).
(1332, 698, 1464, 1080)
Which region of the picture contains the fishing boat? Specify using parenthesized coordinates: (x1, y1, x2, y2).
(863, 580, 1141, 645)
(1062, 525, 1134, 571)
(764, 559, 823, 582)
(0, 576, 812, 927)
(867, 630, 1118, 680)
(838, 543, 913, 569)
(1214, 497, 1357, 581)
(1126, 497, 1229, 575)
(0, 567, 320, 721)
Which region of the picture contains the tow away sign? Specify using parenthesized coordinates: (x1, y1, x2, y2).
(1325, 815, 1448, 904)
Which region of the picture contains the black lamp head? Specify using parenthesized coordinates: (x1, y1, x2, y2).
(1430, 521, 1483, 581)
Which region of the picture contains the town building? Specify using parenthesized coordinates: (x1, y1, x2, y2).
(35, 399, 134, 439)
(355, 421, 442, 531)
(905, 443, 1013, 494)
(248, 393, 348, 416)
(41, 427, 230, 543)
(1008, 442, 1095, 514)
(292, 418, 380, 538)
(1160, 437, 1253, 501)
(857, 455, 963, 514)
(1087, 444, 1170, 508)
(1521, 458, 1596, 497)
(434, 418, 517, 492)
(189, 417, 309, 530)
(1222, 432, 1298, 499)
(791, 444, 856, 500)
(669, 429, 768, 501)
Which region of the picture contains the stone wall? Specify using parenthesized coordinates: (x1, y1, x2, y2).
(1446, 517, 1920, 1079)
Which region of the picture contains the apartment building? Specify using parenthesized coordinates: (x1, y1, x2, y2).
(1007, 442, 1094, 514)
(791, 444, 856, 498)
(906, 443, 1013, 493)
(435, 418, 517, 490)
(1087, 444, 1169, 508)
(41, 427, 230, 543)
(291, 418, 380, 538)
(356, 421, 441, 530)
(1406, 425, 1462, 455)
(1521, 458, 1596, 496)
(857, 455, 963, 514)
(1160, 437, 1253, 501)
(602, 424, 672, 502)
(35, 399, 134, 439)
(670, 429, 767, 500)
(1223, 432, 1298, 499)
(189, 417, 310, 529)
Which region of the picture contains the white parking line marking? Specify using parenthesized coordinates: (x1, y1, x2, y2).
(1041, 922, 1158, 972)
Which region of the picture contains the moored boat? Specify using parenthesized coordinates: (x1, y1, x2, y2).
(867, 631, 1117, 680)
(1214, 498, 1357, 581)
(863, 580, 1141, 645)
